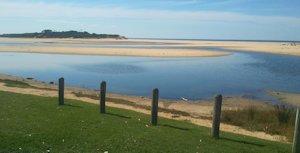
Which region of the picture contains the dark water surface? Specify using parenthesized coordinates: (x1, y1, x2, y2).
(0, 49, 299, 102)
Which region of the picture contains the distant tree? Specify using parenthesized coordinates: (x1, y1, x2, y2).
(0, 29, 127, 39)
(42, 29, 53, 33)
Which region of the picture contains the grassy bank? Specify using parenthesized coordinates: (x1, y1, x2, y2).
(222, 106, 296, 142)
(0, 91, 291, 152)
(0, 79, 55, 91)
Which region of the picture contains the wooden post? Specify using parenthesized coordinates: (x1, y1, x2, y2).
(100, 81, 106, 113)
(151, 88, 159, 126)
(212, 94, 222, 139)
(58, 77, 64, 105)
(293, 108, 300, 153)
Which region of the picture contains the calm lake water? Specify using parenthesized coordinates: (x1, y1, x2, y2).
(0, 49, 300, 102)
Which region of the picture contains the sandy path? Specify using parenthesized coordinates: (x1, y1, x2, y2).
(0, 75, 286, 142)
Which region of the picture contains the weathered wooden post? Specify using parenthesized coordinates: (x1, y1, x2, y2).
(151, 88, 159, 126)
(58, 78, 65, 105)
(58, 77, 64, 105)
(100, 81, 106, 113)
(292, 108, 300, 153)
(212, 94, 222, 139)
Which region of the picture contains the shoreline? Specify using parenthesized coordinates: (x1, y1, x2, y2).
(0, 73, 291, 142)
(268, 90, 300, 107)
(0, 38, 299, 57)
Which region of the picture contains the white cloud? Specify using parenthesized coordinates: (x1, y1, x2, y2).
(0, 1, 300, 26)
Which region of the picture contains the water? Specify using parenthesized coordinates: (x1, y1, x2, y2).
(0, 49, 300, 101)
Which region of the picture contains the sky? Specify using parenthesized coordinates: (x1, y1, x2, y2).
(0, 0, 300, 41)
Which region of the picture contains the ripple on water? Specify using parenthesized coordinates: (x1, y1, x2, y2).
(73, 63, 145, 74)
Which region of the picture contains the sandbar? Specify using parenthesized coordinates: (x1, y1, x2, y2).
(0, 38, 230, 57)
(0, 38, 299, 57)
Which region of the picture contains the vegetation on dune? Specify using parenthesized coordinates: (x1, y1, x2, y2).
(72, 91, 298, 142)
(0, 91, 291, 152)
(222, 105, 296, 142)
(0, 29, 127, 39)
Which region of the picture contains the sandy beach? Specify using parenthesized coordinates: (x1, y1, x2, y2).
(0, 74, 288, 142)
(0, 38, 299, 57)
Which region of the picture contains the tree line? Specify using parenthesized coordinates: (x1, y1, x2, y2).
(0, 30, 127, 39)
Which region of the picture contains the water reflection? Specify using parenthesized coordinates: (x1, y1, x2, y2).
(74, 63, 145, 74)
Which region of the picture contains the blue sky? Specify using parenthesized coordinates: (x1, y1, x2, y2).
(0, 0, 300, 40)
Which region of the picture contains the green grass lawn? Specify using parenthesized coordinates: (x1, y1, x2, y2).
(0, 91, 291, 153)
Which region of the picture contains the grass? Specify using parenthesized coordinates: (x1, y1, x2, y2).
(0, 79, 33, 88)
(222, 105, 296, 142)
(0, 79, 55, 91)
(0, 91, 291, 153)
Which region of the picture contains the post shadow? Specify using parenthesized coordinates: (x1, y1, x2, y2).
(106, 112, 131, 119)
(161, 124, 189, 131)
(221, 137, 265, 147)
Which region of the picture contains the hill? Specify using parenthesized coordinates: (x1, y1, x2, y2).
(0, 29, 127, 39)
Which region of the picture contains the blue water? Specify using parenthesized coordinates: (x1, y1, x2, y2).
(0, 49, 300, 102)
(0, 42, 37, 45)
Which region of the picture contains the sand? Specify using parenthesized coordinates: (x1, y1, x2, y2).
(0, 46, 230, 57)
(0, 38, 230, 57)
(132, 39, 300, 56)
(0, 74, 286, 142)
(268, 90, 300, 107)
(0, 38, 299, 57)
